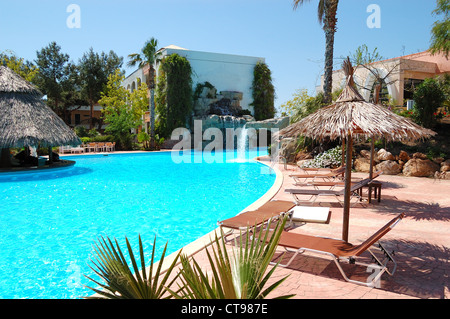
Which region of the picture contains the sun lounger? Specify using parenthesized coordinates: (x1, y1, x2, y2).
(306, 170, 382, 189)
(299, 165, 344, 174)
(285, 178, 372, 206)
(266, 213, 405, 287)
(289, 166, 345, 185)
(218, 200, 296, 235)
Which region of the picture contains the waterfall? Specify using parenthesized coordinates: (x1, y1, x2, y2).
(237, 124, 248, 160)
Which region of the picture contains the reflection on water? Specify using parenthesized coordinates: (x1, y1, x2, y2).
(0, 166, 93, 183)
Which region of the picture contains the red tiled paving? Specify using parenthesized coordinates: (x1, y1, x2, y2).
(187, 160, 450, 299)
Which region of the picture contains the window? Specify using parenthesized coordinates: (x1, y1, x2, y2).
(403, 78, 424, 101)
(369, 79, 389, 105)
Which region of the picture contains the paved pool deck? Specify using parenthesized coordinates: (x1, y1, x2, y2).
(186, 158, 450, 299)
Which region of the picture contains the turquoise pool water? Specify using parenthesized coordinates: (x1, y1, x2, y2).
(0, 149, 275, 299)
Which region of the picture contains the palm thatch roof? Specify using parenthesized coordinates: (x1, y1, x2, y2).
(0, 66, 81, 148)
(276, 58, 436, 142)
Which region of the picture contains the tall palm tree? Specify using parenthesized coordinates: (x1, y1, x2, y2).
(127, 38, 159, 147)
(293, 0, 339, 104)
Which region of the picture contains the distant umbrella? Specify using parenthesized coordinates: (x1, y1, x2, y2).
(0, 66, 81, 149)
(276, 58, 435, 241)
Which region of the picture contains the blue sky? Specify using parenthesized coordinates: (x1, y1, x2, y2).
(0, 0, 438, 112)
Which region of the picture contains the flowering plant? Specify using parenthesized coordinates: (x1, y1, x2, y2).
(301, 145, 342, 168)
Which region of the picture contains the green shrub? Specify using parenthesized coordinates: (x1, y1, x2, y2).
(80, 137, 92, 144)
(92, 135, 115, 142)
(75, 126, 89, 137)
(413, 78, 446, 128)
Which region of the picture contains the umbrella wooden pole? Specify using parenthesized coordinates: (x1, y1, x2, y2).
(342, 135, 353, 242)
(369, 136, 375, 180)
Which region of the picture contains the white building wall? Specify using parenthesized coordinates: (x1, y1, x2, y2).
(157, 46, 265, 113)
(122, 68, 146, 92)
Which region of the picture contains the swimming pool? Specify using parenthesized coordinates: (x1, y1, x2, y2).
(0, 149, 276, 299)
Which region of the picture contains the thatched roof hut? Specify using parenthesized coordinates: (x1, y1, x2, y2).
(277, 60, 435, 143)
(0, 66, 81, 149)
(277, 58, 435, 241)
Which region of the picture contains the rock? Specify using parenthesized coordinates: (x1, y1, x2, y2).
(398, 150, 410, 162)
(435, 171, 450, 179)
(412, 152, 428, 160)
(354, 157, 372, 172)
(440, 159, 450, 172)
(377, 148, 395, 161)
(280, 138, 299, 163)
(433, 157, 445, 165)
(359, 149, 379, 162)
(403, 158, 440, 177)
(376, 160, 402, 175)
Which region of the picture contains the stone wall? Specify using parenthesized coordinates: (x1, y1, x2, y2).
(193, 85, 245, 117)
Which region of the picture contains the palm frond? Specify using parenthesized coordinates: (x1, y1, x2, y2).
(169, 216, 294, 299)
(83, 235, 181, 299)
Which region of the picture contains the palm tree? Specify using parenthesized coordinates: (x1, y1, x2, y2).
(293, 0, 339, 104)
(127, 38, 159, 148)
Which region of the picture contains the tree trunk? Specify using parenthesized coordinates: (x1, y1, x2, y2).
(323, 29, 335, 105)
(150, 88, 155, 141)
(322, 0, 339, 105)
(149, 66, 156, 148)
(89, 101, 94, 129)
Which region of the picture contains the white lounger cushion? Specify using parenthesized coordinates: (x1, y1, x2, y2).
(289, 206, 330, 224)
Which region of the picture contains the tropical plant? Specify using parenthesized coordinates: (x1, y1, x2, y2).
(84, 235, 182, 299)
(127, 38, 160, 148)
(83, 217, 294, 299)
(168, 217, 294, 299)
(293, 0, 339, 104)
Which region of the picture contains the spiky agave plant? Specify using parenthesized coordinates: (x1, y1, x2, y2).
(83, 235, 181, 299)
(168, 216, 294, 299)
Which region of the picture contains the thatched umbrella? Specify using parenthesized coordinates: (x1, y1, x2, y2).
(276, 58, 435, 241)
(0, 66, 81, 166)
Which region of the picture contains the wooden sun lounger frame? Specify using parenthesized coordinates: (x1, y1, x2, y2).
(305, 171, 382, 190)
(285, 178, 373, 206)
(217, 200, 296, 240)
(270, 213, 405, 287)
(289, 166, 346, 185)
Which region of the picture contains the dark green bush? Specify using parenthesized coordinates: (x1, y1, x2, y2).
(413, 78, 446, 128)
